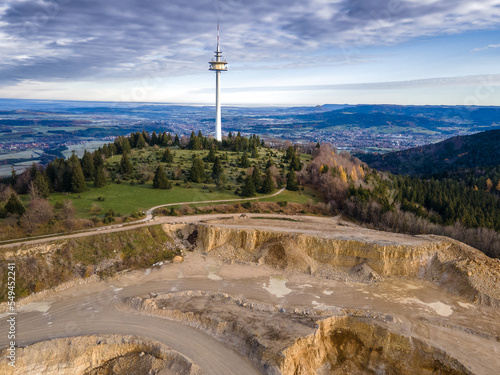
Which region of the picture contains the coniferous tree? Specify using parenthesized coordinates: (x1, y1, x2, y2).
(136, 133, 147, 149)
(94, 166, 106, 188)
(240, 175, 256, 197)
(261, 168, 275, 194)
(153, 165, 172, 189)
(251, 144, 259, 158)
(173, 134, 180, 146)
(93, 149, 104, 171)
(252, 164, 262, 191)
(205, 146, 217, 163)
(188, 131, 201, 150)
(71, 162, 87, 193)
(81, 150, 95, 180)
(212, 156, 226, 189)
(120, 152, 133, 176)
(188, 157, 206, 183)
(162, 148, 174, 163)
(290, 153, 302, 171)
(151, 131, 158, 146)
(33, 171, 50, 198)
(239, 151, 251, 168)
(286, 169, 299, 191)
(5, 193, 25, 215)
(121, 137, 131, 154)
(69, 153, 86, 193)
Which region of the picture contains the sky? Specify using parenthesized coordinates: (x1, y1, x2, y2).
(0, 0, 499, 106)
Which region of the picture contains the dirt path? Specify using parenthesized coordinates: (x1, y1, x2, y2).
(0, 187, 285, 249)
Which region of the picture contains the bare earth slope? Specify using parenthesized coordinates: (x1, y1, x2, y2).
(1, 214, 500, 374)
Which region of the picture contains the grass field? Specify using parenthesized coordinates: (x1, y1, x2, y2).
(49, 146, 317, 219)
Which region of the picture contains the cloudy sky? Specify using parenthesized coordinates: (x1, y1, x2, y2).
(0, 0, 499, 106)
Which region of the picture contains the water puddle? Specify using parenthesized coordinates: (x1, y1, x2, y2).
(399, 298, 453, 317)
(207, 273, 222, 281)
(19, 302, 52, 314)
(263, 277, 292, 298)
(458, 302, 474, 309)
(426, 301, 453, 317)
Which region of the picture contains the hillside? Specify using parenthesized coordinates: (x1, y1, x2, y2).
(357, 129, 500, 175)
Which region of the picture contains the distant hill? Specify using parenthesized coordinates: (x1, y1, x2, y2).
(357, 130, 500, 175)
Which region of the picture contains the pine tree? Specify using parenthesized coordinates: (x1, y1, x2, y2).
(136, 133, 147, 149)
(81, 150, 95, 180)
(69, 153, 86, 193)
(211, 156, 223, 180)
(205, 146, 217, 163)
(153, 165, 172, 189)
(162, 148, 174, 163)
(286, 169, 299, 191)
(94, 166, 106, 188)
(290, 153, 302, 171)
(120, 152, 133, 175)
(251, 144, 259, 158)
(71, 162, 87, 193)
(188, 131, 201, 150)
(240, 175, 256, 197)
(173, 134, 180, 146)
(239, 151, 251, 168)
(121, 137, 131, 153)
(5, 193, 25, 215)
(93, 149, 104, 171)
(252, 164, 262, 191)
(151, 131, 158, 145)
(33, 171, 50, 198)
(189, 157, 206, 183)
(261, 168, 275, 194)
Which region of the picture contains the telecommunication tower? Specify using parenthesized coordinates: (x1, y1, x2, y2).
(208, 24, 228, 141)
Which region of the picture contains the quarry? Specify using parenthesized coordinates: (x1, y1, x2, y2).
(1, 214, 500, 374)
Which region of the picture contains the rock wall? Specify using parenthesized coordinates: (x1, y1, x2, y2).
(164, 223, 500, 307)
(0, 335, 203, 375)
(281, 316, 472, 375)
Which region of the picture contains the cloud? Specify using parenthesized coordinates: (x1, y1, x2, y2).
(0, 0, 500, 87)
(471, 43, 500, 52)
(193, 74, 500, 93)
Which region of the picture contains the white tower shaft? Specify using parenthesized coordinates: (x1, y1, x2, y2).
(209, 23, 227, 142)
(215, 70, 221, 141)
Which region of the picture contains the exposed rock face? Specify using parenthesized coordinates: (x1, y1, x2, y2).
(281, 316, 471, 375)
(0, 335, 202, 375)
(163, 222, 500, 307)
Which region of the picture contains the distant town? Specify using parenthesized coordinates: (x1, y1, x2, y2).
(1, 99, 499, 176)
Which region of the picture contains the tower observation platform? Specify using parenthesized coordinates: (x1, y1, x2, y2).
(209, 24, 228, 142)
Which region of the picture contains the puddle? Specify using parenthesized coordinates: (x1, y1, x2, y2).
(458, 302, 474, 309)
(19, 302, 52, 314)
(207, 273, 222, 281)
(399, 298, 453, 317)
(426, 301, 453, 317)
(263, 277, 292, 298)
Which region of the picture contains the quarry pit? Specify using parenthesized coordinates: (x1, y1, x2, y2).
(1, 214, 499, 374)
